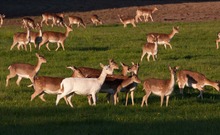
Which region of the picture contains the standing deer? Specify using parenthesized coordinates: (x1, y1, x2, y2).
(22, 17, 36, 29)
(216, 32, 220, 49)
(29, 23, 42, 50)
(176, 68, 219, 99)
(41, 13, 64, 27)
(141, 66, 178, 107)
(30, 65, 85, 104)
(68, 16, 86, 28)
(38, 24, 72, 51)
(118, 15, 136, 28)
(56, 64, 113, 108)
(0, 14, 5, 27)
(90, 14, 102, 26)
(10, 28, 31, 51)
(147, 26, 179, 49)
(135, 7, 158, 22)
(141, 35, 159, 62)
(6, 53, 46, 87)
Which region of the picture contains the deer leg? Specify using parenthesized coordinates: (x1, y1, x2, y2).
(67, 95, 74, 108)
(10, 41, 18, 50)
(6, 71, 17, 87)
(29, 43, 32, 52)
(141, 50, 147, 62)
(24, 44, 27, 51)
(16, 76, 22, 86)
(63, 96, 68, 105)
(130, 91, 135, 106)
(60, 42, 65, 51)
(55, 42, 60, 51)
(152, 54, 155, 61)
(45, 42, 51, 51)
(125, 92, 129, 106)
(31, 90, 43, 101)
(91, 94, 96, 106)
(160, 95, 165, 107)
(166, 96, 170, 107)
(149, 15, 154, 22)
(87, 95, 92, 105)
(165, 42, 172, 49)
(216, 39, 219, 49)
(39, 93, 46, 102)
(56, 92, 67, 106)
(197, 86, 204, 99)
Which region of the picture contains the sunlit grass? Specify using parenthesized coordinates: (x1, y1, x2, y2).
(0, 21, 220, 135)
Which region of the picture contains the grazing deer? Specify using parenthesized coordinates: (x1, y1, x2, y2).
(90, 14, 102, 26)
(176, 68, 219, 99)
(0, 14, 5, 27)
(141, 66, 178, 107)
(38, 24, 72, 51)
(135, 7, 158, 22)
(6, 53, 46, 87)
(141, 35, 159, 62)
(56, 64, 113, 108)
(216, 32, 220, 49)
(10, 28, 31, 51)
(68, 16, 86, 28)
(147, 26, 179, 49)
(118, 15, 136, 28)
(41, 13, 64, 27)
(22, 17, 36, 29)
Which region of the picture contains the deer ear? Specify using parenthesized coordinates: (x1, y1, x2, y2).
(131, 62, 135, 65)
(100, 63, 104, 68)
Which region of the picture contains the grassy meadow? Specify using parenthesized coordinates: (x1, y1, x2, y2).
(1, 21, 220, 135)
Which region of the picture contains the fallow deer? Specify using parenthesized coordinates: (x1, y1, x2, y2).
(147, 26, 179, 49)
(22, 17, 36, 29)
(118, 15, 136, 28)
(176, 68, 219, 99)
(6, 53, 47, 87)
(141, 66, 178, 107)
(216, 32, 220, 49)
(28, 23, 42, 49)
(0, 14, 5, 27)
(56, 64, 113, 107)
(68, 16, 86, 28)
(90, 14, 102, 26)
(38, 23, 72, 51)
(10, 28, 31, 51)
(41, 13, 64, 27)
(141, 35, 159, 62)
(135, 7, 158, 22)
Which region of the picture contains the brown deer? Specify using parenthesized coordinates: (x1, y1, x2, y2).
(176, 68, 219, 99)
(0, 14, 5, 27)
(68, 16, 86, 28)
(216, 32, 220, 49)
(6, 53, 47, 87)
(90, 14, 102, 26)
(135, 7, 158, 22)
(38, 24, 72, 51)
(147, 26, 179, 49)
(141, 35, 159, 62)
(118, 15, 136, 28)
(22, 17, 36, 29)
(28, 23, 42, 50)
(10, 28, 31, 51)
(41, 13, 64, 27)
(141, 66, 178, 107)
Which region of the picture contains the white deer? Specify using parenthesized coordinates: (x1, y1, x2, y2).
(6, 53, 46, 87)
(176, 67, 219, 99)
(56, 64, 113, 108)
(141, 66, 178, 107)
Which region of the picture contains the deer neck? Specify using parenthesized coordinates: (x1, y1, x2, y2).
(38, 29, 42, 37)
(34, 60, 43, 74)
(121, 77, 133, 88)
(168, 29, 177, 40)
(98, 70, 108, 85)
(65, 28, 71, 37)
(169, 71, 175, 88)
(205, 79, 219, 90)
(26, 29, 30, 40)
(121, 68, 128, 76)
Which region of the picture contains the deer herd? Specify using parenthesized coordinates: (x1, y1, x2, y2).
(2, 6, 220, 108)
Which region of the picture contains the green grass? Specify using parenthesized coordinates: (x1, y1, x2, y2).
(1, 21, 220, 135)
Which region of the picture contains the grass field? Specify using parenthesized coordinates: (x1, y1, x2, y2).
(1, 21, 220, 135)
